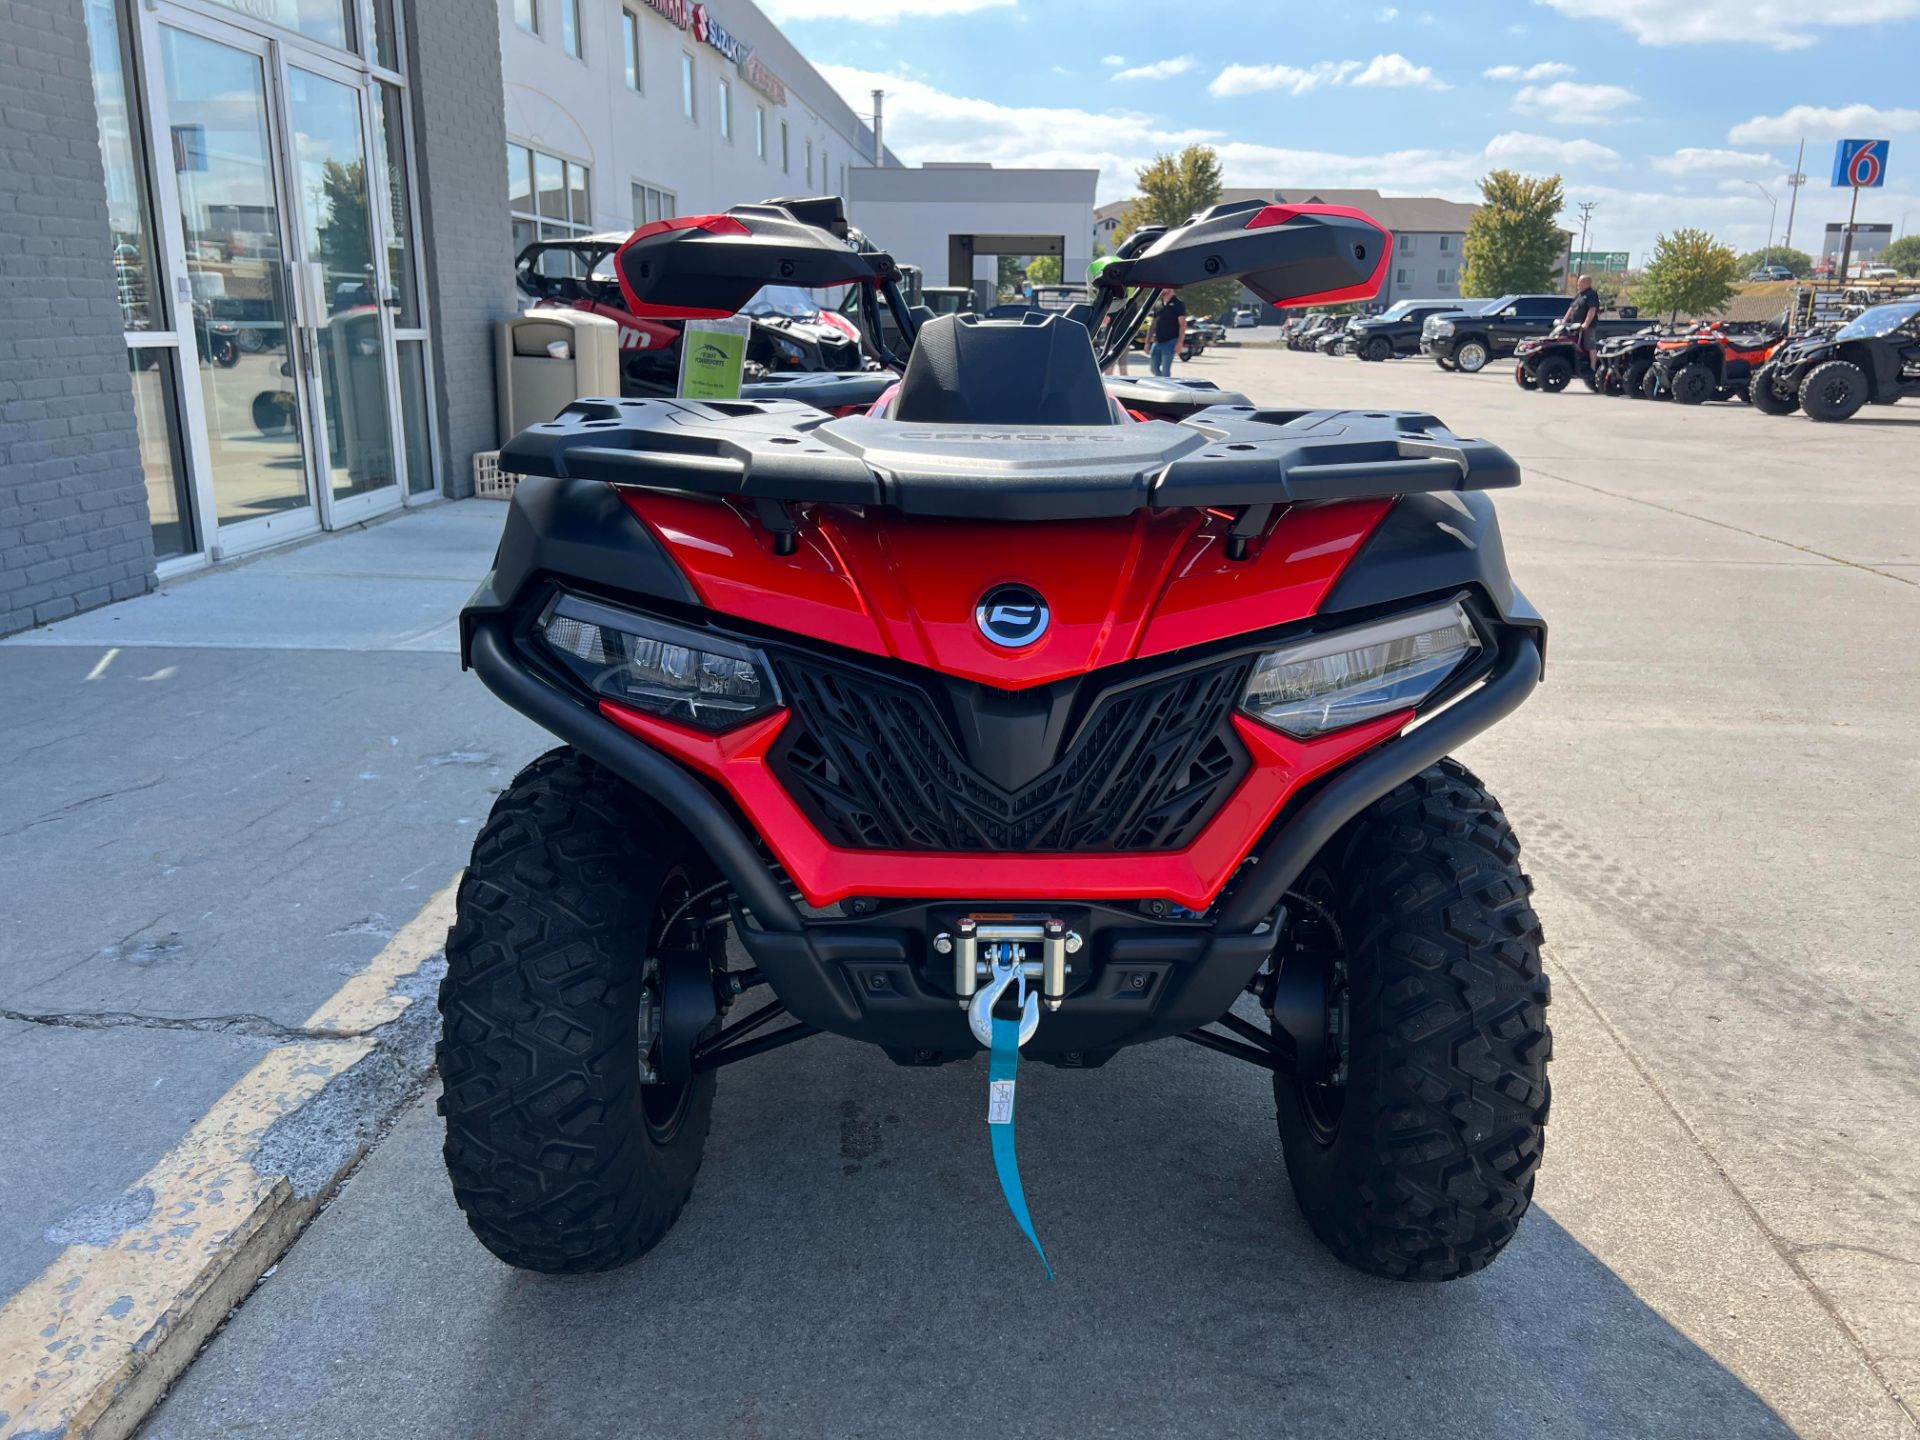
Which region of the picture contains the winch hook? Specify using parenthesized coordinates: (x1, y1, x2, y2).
(968, 944, 1039, 1049)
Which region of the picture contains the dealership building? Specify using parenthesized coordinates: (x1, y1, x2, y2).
(4, 0, 1071, 636)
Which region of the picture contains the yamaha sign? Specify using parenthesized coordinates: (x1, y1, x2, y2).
(641, 0, 787, 106)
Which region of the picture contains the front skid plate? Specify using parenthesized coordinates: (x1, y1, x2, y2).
(735, 917, 1276, 1058)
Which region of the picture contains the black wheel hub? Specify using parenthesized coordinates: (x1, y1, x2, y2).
(1271, 882, 1352, 1144)
(638, 872, 703, 1142)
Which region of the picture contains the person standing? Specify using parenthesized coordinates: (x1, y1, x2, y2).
(1149, 292, 1188, 377)
(1563, 273, 1600, 368)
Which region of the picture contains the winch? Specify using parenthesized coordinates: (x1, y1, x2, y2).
(935, 915, 1083, 1048)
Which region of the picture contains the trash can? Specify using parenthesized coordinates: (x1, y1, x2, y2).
(496, 308, 620, 439)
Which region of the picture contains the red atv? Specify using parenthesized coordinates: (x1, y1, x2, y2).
(444, 197, 1550, 1282)
(1645, 322, 1784, 403)
(515, 230, 886, 413)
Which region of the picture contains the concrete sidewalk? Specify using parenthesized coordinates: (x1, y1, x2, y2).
(0, 503, 549, 1429)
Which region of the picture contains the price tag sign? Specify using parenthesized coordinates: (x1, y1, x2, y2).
(677, 317, 749, 400)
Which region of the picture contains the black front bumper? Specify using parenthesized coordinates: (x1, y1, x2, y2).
(466, 619, 1542, 1060)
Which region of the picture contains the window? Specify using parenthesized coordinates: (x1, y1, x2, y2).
(755, 105, 766, 159)
(632, 180, 677, 226)
(1439, 234, 1452, 254)
(1436, 268, 1448, 286)
(718, 79, 731, 140)
(780, 120, 789, 173)
(508, 142, 592, 275)
(623, 10, 641, 90)
(680, 52, 695, 120)
(1395, 268, 1409, 286)
(561, 0, 581, 58)
(1398, 233, 1416, 254)
(514, 0, 538, 34)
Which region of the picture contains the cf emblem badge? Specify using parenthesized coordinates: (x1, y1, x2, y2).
(975, 584, 1050, 648)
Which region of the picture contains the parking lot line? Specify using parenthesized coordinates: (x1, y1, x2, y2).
(0, 878, 458, 1440)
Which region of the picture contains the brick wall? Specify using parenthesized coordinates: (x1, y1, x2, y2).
(404, 0, 516, 499)
(0, 0, 155, 636)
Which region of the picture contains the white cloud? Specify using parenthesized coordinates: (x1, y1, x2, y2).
(1484, 131, 1623, 168)
(1651, 146, 1779, 175)
(758, 0, 1015, 19)
(1728, 103, 1920, 145)
(1351, 53, 1448, 89)
(1537, 0, 1920, 50)
(1483, 61, 1575, 81)
(1101, 54, 1126, 67)
(1208, 54, 1442, 97)
(1211, 60, 1359, 97)
(816, 63, 1220, 200)
(1378, 6, 1399, 18)
(1112, 56, 1196, 82)
(1512, 81, 1638, 124)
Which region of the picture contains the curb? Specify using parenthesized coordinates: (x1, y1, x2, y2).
(0, 879, 458, 1440)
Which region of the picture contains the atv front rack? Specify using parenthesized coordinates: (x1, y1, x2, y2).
(500, 396, 1521, 525)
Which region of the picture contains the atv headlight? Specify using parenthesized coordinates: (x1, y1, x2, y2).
(766, 335, 808, 367)
(538, 594, 780, 732)
(1240, 602, 1481, 739)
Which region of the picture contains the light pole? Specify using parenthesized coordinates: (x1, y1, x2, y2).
(1747, 180, 1778, 271)
(1574, 200, 1596, 291)
(1783, 139, 1806, 253)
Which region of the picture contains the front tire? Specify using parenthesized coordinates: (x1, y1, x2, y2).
(1454, 339, 1490, 374)
(1640, 363, 1667, 400)
(1669, 362, 1716, 405)
(1623, 358, 1652, 398)
(438, 747, 719, 1273)
(1272, 760, 1550, 1281)
(1363, 336, 1394, 362)
(1534, 354, 1574, 392)
(1799, 359, 1868, 422)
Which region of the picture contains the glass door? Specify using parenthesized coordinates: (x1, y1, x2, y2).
(278, 50, 403, 524)
(156, 19, 318, 546)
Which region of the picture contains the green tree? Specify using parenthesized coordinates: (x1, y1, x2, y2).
(1119, 144, 1239, 317)
(1026, 253, 1063, 286)
(996, 253, 1024, 298)
(1735, 246, 1813, 277)
(315, 159, 372, 290)
(1638, 228, 1742, 321)
(1882, 234, 1920, 277)
(1459, 170, 1566, 297)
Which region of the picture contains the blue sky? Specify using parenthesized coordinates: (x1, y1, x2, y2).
(758, 0, 1920, 265)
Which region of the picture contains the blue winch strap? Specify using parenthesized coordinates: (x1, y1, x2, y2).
(988, 1013, 1054, 1280)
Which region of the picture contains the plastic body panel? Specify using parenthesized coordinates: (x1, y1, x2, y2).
(599, 699, 1409, 910)
(620, 491, 1393, 689)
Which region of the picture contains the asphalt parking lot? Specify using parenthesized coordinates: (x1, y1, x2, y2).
(5, 346, 1917, 1439)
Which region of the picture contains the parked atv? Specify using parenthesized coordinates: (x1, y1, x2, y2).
(1593, 329, 1664, 398)
(1513, 322, 1602, 393)
(1646, 323, 1784, 404)
(1749, 301, 1920, 420)
(445, 195, 1550, 1285)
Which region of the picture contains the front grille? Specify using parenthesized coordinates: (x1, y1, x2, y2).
(769, 651, 1252, 852)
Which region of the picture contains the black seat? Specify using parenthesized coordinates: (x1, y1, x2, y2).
(892, 313, 1116, 426)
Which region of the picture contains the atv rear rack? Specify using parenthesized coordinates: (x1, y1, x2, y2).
(498, 396, 1521, 528)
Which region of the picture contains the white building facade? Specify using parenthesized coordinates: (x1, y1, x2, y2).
(849, 163, 1099, 305)
(498, 0, 889, 250)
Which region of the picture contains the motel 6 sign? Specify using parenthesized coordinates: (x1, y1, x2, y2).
(1832, 139, 1889, 188)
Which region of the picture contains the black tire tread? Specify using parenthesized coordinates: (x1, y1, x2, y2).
(438, 746, 714, 1273)
(1275, 759, 1551, 1281)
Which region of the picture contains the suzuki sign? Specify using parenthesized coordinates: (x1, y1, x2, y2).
(1831, 139, 1889, 188)
(641, 0, 787, 106)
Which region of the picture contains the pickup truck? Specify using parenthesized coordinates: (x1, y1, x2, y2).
(1347, 298, 1486, 360)
(1422, 294, 1644, 372)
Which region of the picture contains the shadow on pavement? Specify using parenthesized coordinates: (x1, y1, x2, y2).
(147, 1028, 1792, 1440)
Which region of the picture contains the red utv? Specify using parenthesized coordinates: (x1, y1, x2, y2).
(444, 197, 1550, 1283)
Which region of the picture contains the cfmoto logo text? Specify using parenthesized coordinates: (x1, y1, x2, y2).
(975, 584, 1050, 648)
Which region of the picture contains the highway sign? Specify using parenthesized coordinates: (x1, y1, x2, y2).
(1570, 251, 1630, 271)
(1831, 139, 1889, 188)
